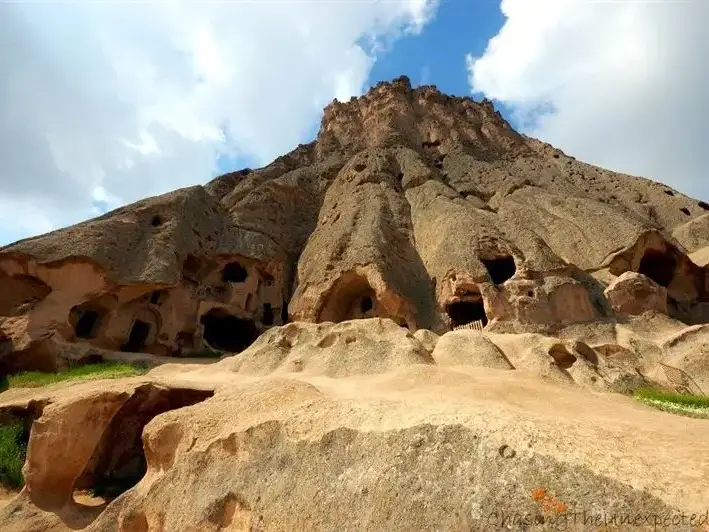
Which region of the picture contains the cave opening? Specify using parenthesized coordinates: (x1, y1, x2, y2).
(221, 262, 248, 283)
(121, 320, 151, 353)
(262, 303, 274, 326)
(74, 309, 102, 339)
(638, 250, 676, 288)
(481, 256, 516, 285)
(73, 385, 214, 502)
(318, 272, 379, 322)
(280, 301, 289, 324)
(446, 300, 488, 328)
(360, 295, 373, 313)
(200, 309, 257, 352)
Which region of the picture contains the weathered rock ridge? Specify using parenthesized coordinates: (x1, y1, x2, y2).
(2, 318, 709, 531)
(2, 76, 709, 374)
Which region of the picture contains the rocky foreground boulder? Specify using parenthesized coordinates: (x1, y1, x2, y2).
(1, 318, 709, 531)
(1, 77, 709, 530)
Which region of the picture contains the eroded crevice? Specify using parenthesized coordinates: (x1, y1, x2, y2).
(200, 308, 258, 353)
(73, 385, 213, 503)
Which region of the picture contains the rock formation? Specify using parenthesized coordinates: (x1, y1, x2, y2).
(2, 75, 708, 374)
(2, 76, 709, 531)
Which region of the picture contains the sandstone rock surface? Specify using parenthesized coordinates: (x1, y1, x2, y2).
(2, 76, 708, 374)
(2, 319, 709, 531)
(2, 76, 709, 531)
(604, 272, 669, 316)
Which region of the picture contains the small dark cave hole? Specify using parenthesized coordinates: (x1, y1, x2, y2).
(121, 320, 151, 353)
(549, 344, 577, 370)
(481, 256, 517, 285)
(74, 386, 214, 502)
(182, 254, 202, 281)
(698, 201, 709, 211)
(221, 262, 248, 283)
(360, 295, 373, 313)
(446, 301, 488, 328)
(200, 310, 257, 352)
(638, 250, 676, 288)
(262, 303, 274, 326)
(680, 207, 691, 216)
(74, 309, 102, 339)
(149, 291, 164, 305)
(280, 302, 289, 324)
(150, 215, 162, 227)
(664, 189, 675, 196)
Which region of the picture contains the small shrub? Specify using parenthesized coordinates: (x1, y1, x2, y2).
(0, 420, 26, 488)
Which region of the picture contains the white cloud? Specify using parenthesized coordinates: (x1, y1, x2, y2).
(467, 0, 709, 201)
(0, 0, 437, 245)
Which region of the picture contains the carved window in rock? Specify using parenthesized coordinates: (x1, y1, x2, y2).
(74, 309, 103, 339)
(149, 291, 166, 306)
(122, 320, 151, 353)
(481, 256, 516, 285)
(222, 262, 248, 283)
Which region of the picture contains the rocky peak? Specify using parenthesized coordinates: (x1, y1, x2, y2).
(315, 75, 526, 160)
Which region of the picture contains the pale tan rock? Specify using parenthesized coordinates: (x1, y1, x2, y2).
(604, 272, 668, 316)
(3, 358, 709, 531)
(672, 212, 709, 252)
(213, 318, 433, 378)
(2, 76, 709, 371)
(412, 328, 438, 352)
(432, 330, 513, 369)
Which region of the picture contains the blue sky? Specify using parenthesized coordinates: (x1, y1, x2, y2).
(1, 0, 709, 245)
(216, 0, 508, 177)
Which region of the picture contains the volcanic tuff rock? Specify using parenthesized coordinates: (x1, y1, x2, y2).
(2, 75, 709, 374)
(2, 318, 709, 531)
(2, 76, 709, 531)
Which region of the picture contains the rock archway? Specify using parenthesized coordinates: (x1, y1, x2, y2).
(318, 272, 380, 323)
(74, 386, 213, 502)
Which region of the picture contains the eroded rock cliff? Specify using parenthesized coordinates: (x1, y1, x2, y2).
(2, 76, 708, 373)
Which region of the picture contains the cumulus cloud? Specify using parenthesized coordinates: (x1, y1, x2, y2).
(0, 0, 437, 244)
(467, 0, 709, 201)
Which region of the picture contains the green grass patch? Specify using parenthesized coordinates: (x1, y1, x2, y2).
(6, 362, 147, 389)
(634, 387, 709, 418)
(186, 347, 224, 359)
(0, 420, 27, 489)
